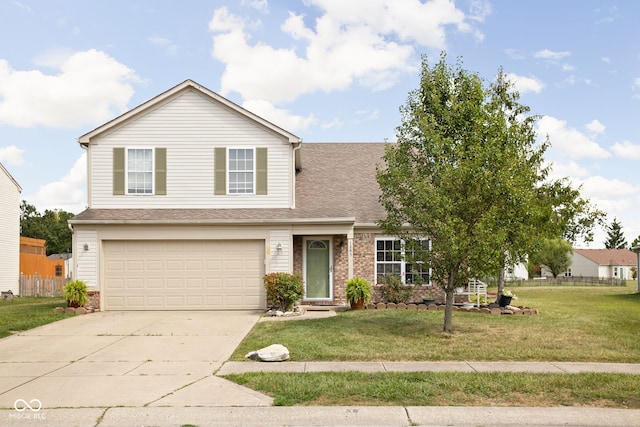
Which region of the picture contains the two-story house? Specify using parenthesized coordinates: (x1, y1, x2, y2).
(0, 163, 21, 295)
(70, 80, 432, 311)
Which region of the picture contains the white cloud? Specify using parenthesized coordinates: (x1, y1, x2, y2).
(320, 117, 343, 130)
(26, 153, 87, 214)
(241, 0, 269, 13)
(577, 175, 639, 214)
(0, 49, 140, 128)
(505, 73, 544, 94)
(548, 160, 589, 178)
(0, 145, 25, 165)
(242, 99, 316, 133)
(208, 1, 476, 104)
(147, 36, 178, 56)
(585, 119, 605, 135)
(537, 116, 610, 160)
(534, 49, 571, 61)
(611, 140, 640, 159)
(355, 108, 381, 123)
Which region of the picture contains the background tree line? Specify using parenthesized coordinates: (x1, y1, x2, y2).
(20, 200, 74, 256)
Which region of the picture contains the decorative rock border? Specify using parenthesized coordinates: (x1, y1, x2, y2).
(53, 306, 98, 315)
(366, 302, 539, 315)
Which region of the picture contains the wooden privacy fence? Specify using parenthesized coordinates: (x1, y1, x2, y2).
(19, 274, 67, 297)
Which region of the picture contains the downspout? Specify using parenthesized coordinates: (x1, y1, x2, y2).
(291, 141, 302, 209)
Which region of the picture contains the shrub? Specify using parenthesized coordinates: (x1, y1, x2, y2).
(62, 279, 88, 308)
(345, 277, 373, 305)
(263, 272, 304, 311)
(378, 274, 413, 304)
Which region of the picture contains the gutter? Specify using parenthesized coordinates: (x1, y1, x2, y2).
(68, 217, 357, 226)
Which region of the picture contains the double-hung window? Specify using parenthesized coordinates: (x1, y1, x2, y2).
(375, 238, 431, 285)
(228, 148, 254, 194)
(127, 148, 153, 194)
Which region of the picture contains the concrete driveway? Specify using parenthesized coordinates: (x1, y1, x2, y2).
(0, 311, 271, 409)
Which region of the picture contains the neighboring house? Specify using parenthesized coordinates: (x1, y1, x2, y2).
(0, 163, 21, 295)
(47, 253, 73, 279)
(70, 79, 429, 311)
(568, 249, 636, 280)
(19, 236, 66, 278)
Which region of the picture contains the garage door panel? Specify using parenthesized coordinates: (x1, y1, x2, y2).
(104, 240, 265, 310)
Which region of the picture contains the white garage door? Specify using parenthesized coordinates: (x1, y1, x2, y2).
(103, 240, 265, 310)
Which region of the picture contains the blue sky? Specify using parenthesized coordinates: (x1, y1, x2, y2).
(0, 0, 638, 248)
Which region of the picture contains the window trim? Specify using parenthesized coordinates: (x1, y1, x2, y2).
(375, 237, 431, 286)
(125, 147, 155, 195)
(227, 147, 255, 195)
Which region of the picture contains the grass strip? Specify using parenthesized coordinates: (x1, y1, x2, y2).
(0, 297, 71, 338)
(225, 371, 640, 408)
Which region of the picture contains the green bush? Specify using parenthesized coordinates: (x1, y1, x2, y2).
(263, 272, 304, 311)
(378, 274, 413, 304)
(346, 277, 373, 304)
(62, 279, 88, 307)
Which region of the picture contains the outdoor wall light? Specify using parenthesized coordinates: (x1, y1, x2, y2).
(276, 242, 283, 253)
(83, 243, 89, 251)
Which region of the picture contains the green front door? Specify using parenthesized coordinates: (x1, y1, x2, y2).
(305, 239, 331, 300)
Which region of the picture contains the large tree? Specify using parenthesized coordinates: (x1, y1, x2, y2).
(377, 54, 597, 332)
(604, 217, 627, 249)
(529, 238, 573, 278)
(20, 200, 74, 255)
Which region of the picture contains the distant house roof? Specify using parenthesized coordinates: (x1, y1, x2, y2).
(48, 253, 72, 261)
(574, 249, 637, 266)
(70, 143, 388, 227)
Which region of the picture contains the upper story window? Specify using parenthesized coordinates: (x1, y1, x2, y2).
(228, 148, 254, 194)
(127, 148, 153, 194)
(375, 238, 431, 285)
(113, 147, 166, 196)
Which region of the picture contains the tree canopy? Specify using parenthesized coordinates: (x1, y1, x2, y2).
(376, 53, 601, 332)
(529, 238, 573, 278)
(20, 200, 74, 255)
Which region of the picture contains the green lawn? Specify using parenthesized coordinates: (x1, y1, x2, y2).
(225, 284, 640, 407)
(231, 284, 640, 362)
(0, 296, 72, 338)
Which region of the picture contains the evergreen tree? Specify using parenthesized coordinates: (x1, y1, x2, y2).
(604, 218, 627, 249)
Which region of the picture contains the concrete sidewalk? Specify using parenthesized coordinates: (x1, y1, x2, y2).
(217, 360, 640, 375)
(2, 405, 639, 426)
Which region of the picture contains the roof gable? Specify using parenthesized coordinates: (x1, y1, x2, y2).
(574, 248, 637, 266)
(77, 79, 302, 146)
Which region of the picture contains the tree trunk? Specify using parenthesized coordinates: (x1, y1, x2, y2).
(496, 267, 505, 302)
(443, 274, 456, 333)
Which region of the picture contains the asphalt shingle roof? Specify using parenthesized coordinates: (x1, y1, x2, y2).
(574, 248, 637, 266)
(71, 143, 388, 226)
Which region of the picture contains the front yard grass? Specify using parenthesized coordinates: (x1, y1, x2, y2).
(231, 285, 640, 362)
(0, 296, 71, 338)
(225, 284, 640, 407)
(227, 371, 640, 408)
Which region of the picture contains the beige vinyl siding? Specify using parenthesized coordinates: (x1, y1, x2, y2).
(269, 229, 292, 273)
(89, 90, 292, 209)
(75, 229, 98, 288)
(0, 168, 20, 294)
